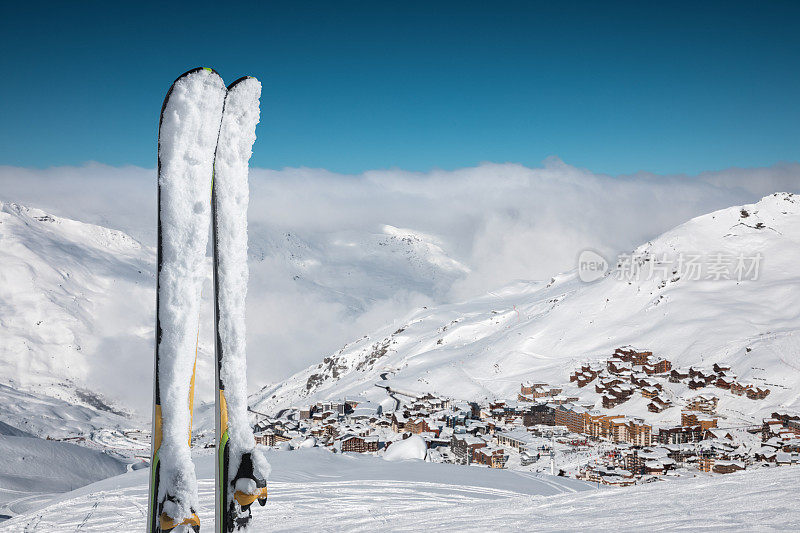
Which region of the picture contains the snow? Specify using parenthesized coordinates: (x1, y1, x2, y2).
(0, 196, 472, 417)
(1, 448, 798, 531)
(0, 435, 126, 517)
(0, 383, 131, 440)
(213, 76, 270, 486)
(255, 193, 800, 429)
(383, 435, 427, 461)
(0, 201, 154, 408)
(156, 67, 226, 518)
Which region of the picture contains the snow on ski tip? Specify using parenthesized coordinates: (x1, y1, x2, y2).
(212, 75, 270, 532)
(216, 76, 263, 458)
(151, 66, 226, 531)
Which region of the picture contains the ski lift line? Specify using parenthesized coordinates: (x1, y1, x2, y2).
(246, 406, 272, 419)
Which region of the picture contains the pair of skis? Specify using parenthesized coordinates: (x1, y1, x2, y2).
(148, 68, 268, 533)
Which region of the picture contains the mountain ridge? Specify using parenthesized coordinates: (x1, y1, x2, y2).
(252, 193, 800, 426)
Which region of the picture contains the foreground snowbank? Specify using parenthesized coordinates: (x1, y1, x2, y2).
(2, 448, 798, 531)
(383, 435, 427, 461)
(0, 435, 127, 515)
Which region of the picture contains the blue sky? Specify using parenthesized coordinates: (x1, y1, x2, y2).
(1, 1, 798, 175)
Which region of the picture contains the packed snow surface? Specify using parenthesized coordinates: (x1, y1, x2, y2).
(383, 435, 427, 461)
(1, 448, 798, 531)
(0, 436, 126, 518)
(156, 67, 226, 519)
(213, 76, 270, 484)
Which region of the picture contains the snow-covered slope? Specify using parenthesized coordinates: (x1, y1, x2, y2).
(248, 222, 468, 310)
(0, 201, 154, 413)
(0, 435, 127, 519)
(0, 447, 589, 529)
(0, 199, 470, 416)
(255, 193, 800, 424)
(0, 383, 131, 440)
(1, 448, 797, 531)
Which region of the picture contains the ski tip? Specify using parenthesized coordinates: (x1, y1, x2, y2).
(172, 67, 222, 84)
(227, 75, 260, 91)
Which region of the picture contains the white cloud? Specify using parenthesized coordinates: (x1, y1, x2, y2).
(2, 159, 799, 405)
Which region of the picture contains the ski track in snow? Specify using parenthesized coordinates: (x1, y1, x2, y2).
(1, 455, 798, 532)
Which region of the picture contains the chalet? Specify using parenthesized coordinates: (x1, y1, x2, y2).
(576, 372, 596, 387)
(614, 347, 653, 366)
(317, 401, 346, 416)
(776, 451, 799, 465)
(391, 413, 407, 433)
(713, 362, 732, 374)
(730, 382, 753, 396)
(682, 410, 717, 431)
(548, 395, 580, 405)
(754, 446, 777, 463)
(712, 460, 745, 474)
(649, 357, 672, 374)
(698, 453, 715, 472)
(554, 404, 586, 434)
(648, 396, 672, 413)
(520, 382, 546, 395)
(519, 382, 562, 400)
(629, 372, 648, 387)
(522, 403, 555, 427)
(584, 412, 619, 440)
(669, 368, 690, 383)
(640, 387, 659, 399)
(607, 359, 631, 374)
(254, 430, 292, 447)
(657, 425, 702, 444)
(686, 394, 718, 415)
(451, 434, 487, 464)
(762, 418, 785, 440)
(715, 376, 735, 390)
(496, 429, 533, 451)
(602, 385, 634, 408)
(595, 376, 624, 393)
(472, 446, 507, 468)
(770, 412, 800, 434)
(688, 378, 708, 390)
(745, 386, 770, 400)
(406, 417, 441, 436)
(340, 435, 379, 453)
(704, 428, 735, 441)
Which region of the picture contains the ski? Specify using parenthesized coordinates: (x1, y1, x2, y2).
(212, 76, 269, 532)
(149, 67, 227, 533)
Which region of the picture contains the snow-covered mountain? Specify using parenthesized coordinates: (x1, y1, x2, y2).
(248, 223, 468, 310)
(4, 192, 800, 432)
(0, 201, 155, 413)
(0, 199, 469, 419)
(254, 193, 800, 424)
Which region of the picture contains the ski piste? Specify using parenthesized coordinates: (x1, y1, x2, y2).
(149, 67, 226, 533)
(212, 76, 269, 532)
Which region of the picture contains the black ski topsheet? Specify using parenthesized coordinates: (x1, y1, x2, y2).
(149, 66, 221, 533)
